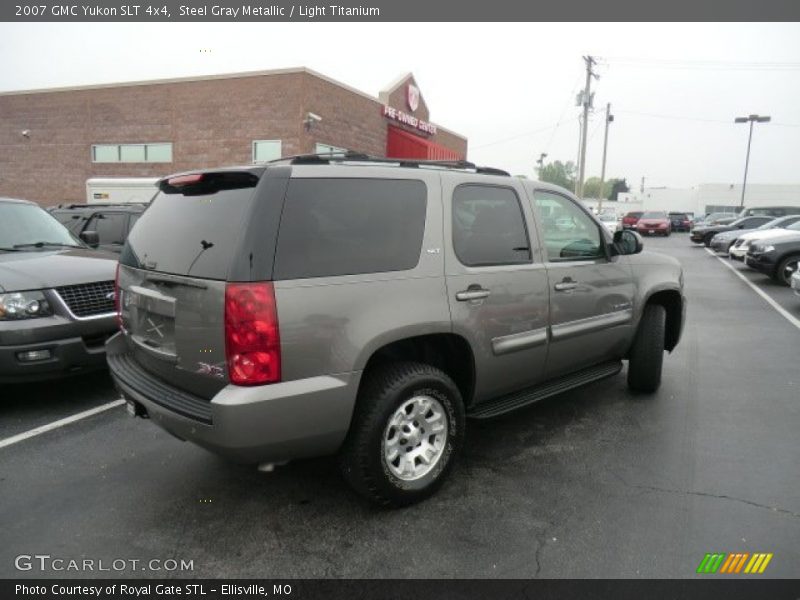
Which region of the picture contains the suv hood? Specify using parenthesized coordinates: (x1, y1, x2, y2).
(0, 248, 118, 293)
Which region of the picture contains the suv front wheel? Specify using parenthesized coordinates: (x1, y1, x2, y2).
(627, 304, 666, 393)
(339, 362, 465, 507)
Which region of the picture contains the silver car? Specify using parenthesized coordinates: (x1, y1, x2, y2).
(108, 155, 686, 506)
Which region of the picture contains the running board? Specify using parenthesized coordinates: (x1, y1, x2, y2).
(467, 360, 623, 419)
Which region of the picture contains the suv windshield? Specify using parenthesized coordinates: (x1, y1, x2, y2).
(0, 202, 82, 251)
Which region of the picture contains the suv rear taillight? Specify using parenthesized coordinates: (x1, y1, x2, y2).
(224, 282, 281, 386)
(114, 263, 122, 330)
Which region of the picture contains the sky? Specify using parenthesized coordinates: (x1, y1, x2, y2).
(1, 22, 799, 188)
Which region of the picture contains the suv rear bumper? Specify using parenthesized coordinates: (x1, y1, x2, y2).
(106, 333, 360, 464)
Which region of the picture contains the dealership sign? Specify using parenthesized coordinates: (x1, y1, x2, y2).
(382, 105, 437, 135)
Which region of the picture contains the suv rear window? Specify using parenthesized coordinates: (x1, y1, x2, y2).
(120, 177, 258, 280)
(273, 178, 427, 280)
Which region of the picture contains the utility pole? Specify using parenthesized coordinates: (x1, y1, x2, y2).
(734, 114, 771, 209)
(577, 55, 598, 198)
(575, 113, 582, 194)
(597, 103, 613, 212)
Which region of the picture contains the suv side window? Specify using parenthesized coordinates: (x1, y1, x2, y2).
(452, 184, 531, 267)
(273, 178, 427, 280)
(86, 212, 127, 245)
(533, 190, 604, 261)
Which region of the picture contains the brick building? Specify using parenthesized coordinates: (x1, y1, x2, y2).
(0, 68, 467, 206)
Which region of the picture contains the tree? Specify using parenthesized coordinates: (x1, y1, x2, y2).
(536, 160, 576, 191)
(608, 178, 631, 201)
(582, 177, 612, 200)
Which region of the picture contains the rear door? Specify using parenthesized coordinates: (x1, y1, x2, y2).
(443, 174, 550, 403)
(118, 169, 276, 399)
(530, 188, 635, 379)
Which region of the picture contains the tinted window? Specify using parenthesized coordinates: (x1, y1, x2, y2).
(452, 185, 531, 267)
(274, 178, 427, 279)
(121, 184, 257, 280)
(87, 212, 127, 245)
(533, 190, 603, 261)
(739, 216, 773, 228)
(641, 211, 667, 219)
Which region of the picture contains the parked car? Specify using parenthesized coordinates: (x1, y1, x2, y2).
(668, 212, 692, 232)
(48, 203, 147, 253)
(598, 211, 620, 234)
(746, 233, 800, 286)
(621, 211, 643, 230)
(690, 215, 773, 247)
(0, 198, 118, 383)
(635, 211, 671, 236)
(728, 216, 800, 260)
(106, 155, 686, 506)
(708, 215, 800, 254)
(739, 205, 800, 218)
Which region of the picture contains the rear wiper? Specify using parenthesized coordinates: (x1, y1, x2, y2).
(13, 242, 82, 249)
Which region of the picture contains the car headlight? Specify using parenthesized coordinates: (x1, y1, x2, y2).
(762, 245, 775, 253)
(0, 291, 53, 320)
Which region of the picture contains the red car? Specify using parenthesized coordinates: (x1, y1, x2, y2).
(636, 211, 671, 236)
(622, 211, 643, 229)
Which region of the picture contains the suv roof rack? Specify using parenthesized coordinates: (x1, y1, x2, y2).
(52, 202, 148, 209)
(269, 152, 510, 176)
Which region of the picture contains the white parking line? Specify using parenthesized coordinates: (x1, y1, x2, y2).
(705, 248, 800, 331)
(0, 399, 125, 450)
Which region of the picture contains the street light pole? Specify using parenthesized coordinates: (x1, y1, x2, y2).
(734, 114, 771, 209)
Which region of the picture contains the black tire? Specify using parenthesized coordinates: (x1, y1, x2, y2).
(703, 233, 715, 247)
(339, 362, 465, 507)
(627, 304, 666, 393)
(773, 254, 800, 286)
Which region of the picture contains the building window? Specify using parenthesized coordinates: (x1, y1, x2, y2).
(315, 143, 347, 155)
(92, 143, 173, 163)
(252, 140, 282, 162)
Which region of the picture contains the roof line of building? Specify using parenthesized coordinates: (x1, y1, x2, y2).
(0, 66, 466, 140)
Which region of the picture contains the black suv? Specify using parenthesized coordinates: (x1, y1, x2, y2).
(49, 203, 146, 253)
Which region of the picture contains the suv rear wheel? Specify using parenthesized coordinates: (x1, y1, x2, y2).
(627, 304, 666, 393)
(339, 362, 465, 507)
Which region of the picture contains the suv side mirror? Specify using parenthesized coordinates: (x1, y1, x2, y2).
(612, 229, 643, 255)
(80, 230, 100, 248)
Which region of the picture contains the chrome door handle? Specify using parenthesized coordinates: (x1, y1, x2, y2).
(456, 288, 491, 301)
(554, 281, 578, 292)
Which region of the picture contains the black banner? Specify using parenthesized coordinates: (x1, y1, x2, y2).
(4, 579, 800, 600)
(2, 0, 800, 22)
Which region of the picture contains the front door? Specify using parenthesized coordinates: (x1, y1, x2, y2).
(443, 175, 550, 404)
(530, 189, 635, 379)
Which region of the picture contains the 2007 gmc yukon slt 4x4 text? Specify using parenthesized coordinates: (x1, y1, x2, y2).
(107, 154, 686, 506)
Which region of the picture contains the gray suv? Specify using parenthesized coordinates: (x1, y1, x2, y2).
(108, 155, 686, 506)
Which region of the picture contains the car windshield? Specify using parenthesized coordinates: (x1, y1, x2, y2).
(787, 221, 800, 232)
(641, 212, 666, 219)
(599, 213, 616, 222)
(0, 202, 83, 251)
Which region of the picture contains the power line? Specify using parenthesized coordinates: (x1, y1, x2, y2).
(603, 57, 800, 71)
(615, 109, 800, 128)
(471, 116, 578, 150)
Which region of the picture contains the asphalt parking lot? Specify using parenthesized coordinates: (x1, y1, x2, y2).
(1, 234, 798, 579)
